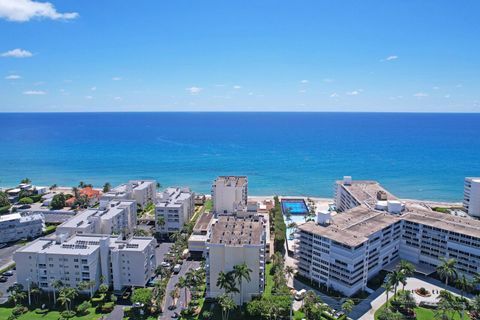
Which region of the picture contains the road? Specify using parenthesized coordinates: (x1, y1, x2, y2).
(160, 260, 201, 320)
(0, 243, 22, 270)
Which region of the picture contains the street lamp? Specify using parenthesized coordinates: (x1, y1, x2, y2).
(26, 277, 31, 306)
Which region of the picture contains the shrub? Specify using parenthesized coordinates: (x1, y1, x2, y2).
(60, 310, 76, 319)
(51, 193, 66, 209)
(272, 196, 287, 253)
(35, 308, 49, 314)
(76, 300, 92, 315)
(12, 305, 28, 316)
(30, 194, 43, 202)
(18, 197, 33, 205)
(100, 302, 114, 313)
(0, 191, 10, 207)
(0, 205, 10, 214)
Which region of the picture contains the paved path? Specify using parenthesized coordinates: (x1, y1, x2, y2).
(106, 304, 125, 320)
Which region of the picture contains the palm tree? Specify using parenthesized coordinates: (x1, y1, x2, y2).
(341, 299, 354, 317)
(233, 263, 252, 305)
(51, 279, 63, 304)
(157, 216, 166, 231)
(177, 276, 189, 307)
(103, 182, 111, 193)
(30, 282, 41, 305)
(382, 282, 393, 307)
(388, 270, 405, 297)
(170, 288, 180, 307)
(284, 265, 295, 284)
(437, 257, 458, 286)
(216, 271, 238, 296)
(169, 231, 181, 242)
(218, 293, 236, 320)
(435, 290, 459, 320)
(397, 260, 415, 290)
(7, 284, 26, 305)
(456, 275, 473, 298)
(58, 289, 72, 312)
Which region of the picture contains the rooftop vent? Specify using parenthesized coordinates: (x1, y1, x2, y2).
(343, 176, 352, 186)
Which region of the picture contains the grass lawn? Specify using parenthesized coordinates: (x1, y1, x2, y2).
(0, 306, 104, 320)
(203, 199, 212, 212)
(293, 310, 305, 320)
(264, 262, 274, 296)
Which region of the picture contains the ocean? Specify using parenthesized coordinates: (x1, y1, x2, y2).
(0, 112, 479, 202)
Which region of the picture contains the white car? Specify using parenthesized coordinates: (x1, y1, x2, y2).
(173, 264, 181, 274)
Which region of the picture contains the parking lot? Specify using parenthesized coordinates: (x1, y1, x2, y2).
(0, 268, 17, 304)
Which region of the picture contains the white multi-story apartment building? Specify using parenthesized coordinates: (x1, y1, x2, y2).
(14, 233, 156, 292)
(464, 177, 480, 218)
(56, 200, 137, 237)
(206, 215, 266, 305)
(0, 212, 45, 243)
(188, 212, 214, 258)
(212, 176, 248, 214)
(297, 177, 480, 297)
(100, 180, 156, 210)
(155, 187, 194, 234)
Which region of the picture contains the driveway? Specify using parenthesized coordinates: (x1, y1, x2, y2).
(160, 260, 200, 320)
(155, 242, 173, 266)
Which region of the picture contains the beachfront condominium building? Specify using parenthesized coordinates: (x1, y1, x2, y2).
(155, 187, 195, 235)
(14, 233, 157, 292)
(206, 215, 266, 305)
(100, 180, 156, 210)
(464, 177, 480, 218)
(212, 176, 248, 214)
(297, 177, 480, 297)
(188, 211, 214, 259)
(0, 212, 45, 243)
(56, 200, 137, 237)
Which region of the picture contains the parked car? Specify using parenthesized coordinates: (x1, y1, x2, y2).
(294, 289, 306, 300)
(160, 262, 170, 268)
(0, 276, 8, 282)
(173, 264, 181, 274)
(2, 270, 14, 276)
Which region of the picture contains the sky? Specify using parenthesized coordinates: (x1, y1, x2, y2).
(0, 0, 479, 112)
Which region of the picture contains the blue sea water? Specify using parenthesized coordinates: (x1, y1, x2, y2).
(0, 112, 479, 202)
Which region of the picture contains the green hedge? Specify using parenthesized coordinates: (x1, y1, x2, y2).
(272, 196, 287, 253)
(0, 205, 10, 214)
(30, 194, 43, 202)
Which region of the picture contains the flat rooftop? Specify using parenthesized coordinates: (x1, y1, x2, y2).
(299, 207, 399, 247)
(16, 234, 154, 255)
(337, 180, 398, 209)
(156, 187, 192, 207)
(214, 176, 247, 188)
(209, 215, 263, 246)
(193, 212, 213, 233)
(299, 203, 480, 246)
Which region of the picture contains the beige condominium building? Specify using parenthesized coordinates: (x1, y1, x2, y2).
(56, 200, 137, 237)
(155, 187, 195, 235)
(212, 176, 248, 214)
(100, 180, 156, 210)
(206, 215, 266, 305)
(297, 177, 480, 297)
(14, 233, 157, 293)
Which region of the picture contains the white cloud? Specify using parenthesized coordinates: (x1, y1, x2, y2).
(114, 96, 122, 101)
(91, 86, 97, 91)
(385, 55, 398, 61)
(347, 90, 360, 96)
(0, 0, 79, 22)
(444, 94, 451, 99)
(5, 74, 21, 80)
(186, 86, 202, 95)
(414, 92, 428, 97)
(299, 89, 307, 93)
(432, 86, 440, 90)
(23, 90, 45, 95)
(323, 78, 334, 83)
(300, 80, 309, 84)
(85, 95, 93, 100)
(233, 85, 242, 89)
(112, 77, 122, 81)
(1, 48, 33, 58)
(330, 93, 339, 98)
(248, 92, 253, 96)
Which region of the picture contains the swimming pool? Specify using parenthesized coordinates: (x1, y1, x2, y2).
(281, 199, 308, 215)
